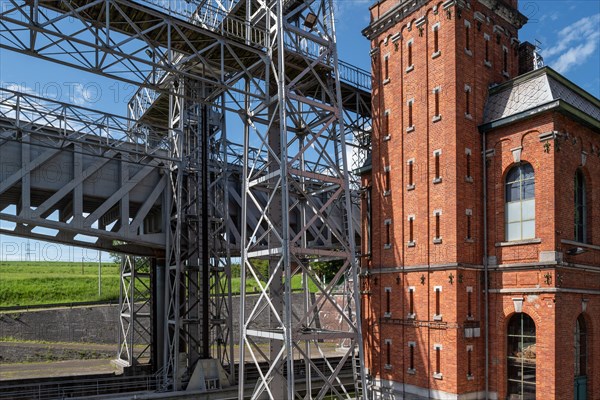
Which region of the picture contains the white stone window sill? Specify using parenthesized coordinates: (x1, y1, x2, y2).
(383, 78, 391, 85)
(465, 176, 473, 183)
(407, 184, 416, 191)
(432, 115, 442, 123)
(433, 237, 442, 244)
(495, 238, 541, 247)
(432, 50, 441, 59)
(465, 113, 473, 120)
(433, 177, 442, 184)
(407, 241, 416, 248)
(384, 243, 392, 250)
(384, 312, 392, 318)
(484, 60, 492, 68)
(406, 65, 414, 73)
(406, 125, 415, 133)
(384, 364, 392, 370)
(433, 372, 443, 380)
(467, 374, 474, 381)
(464, 48, 472, 56)
(467, 315, 475, 321)
(433, 314, 443, 321)
(465, 238, 475, 243)
(407, 313, 416, 319)
(503, 71, 510, 78)
(383, 190, 391, 197)
(383, 135, 391, 142)
(407, 368, 416, 375)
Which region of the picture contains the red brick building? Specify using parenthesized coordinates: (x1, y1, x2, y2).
(359, 0, 600, 399)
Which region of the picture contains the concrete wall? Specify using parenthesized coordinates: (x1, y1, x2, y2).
(0, 292, 349, 345)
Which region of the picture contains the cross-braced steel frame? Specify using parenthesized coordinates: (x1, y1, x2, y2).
(0, 0, 370, 397)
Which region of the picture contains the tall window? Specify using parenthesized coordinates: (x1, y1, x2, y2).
(574, 170, 587, 243)
(575, 314, 587, 377)
(407, 40, 413, 68)
(505, 163, 535, 241)
(507, 313, 536, 399)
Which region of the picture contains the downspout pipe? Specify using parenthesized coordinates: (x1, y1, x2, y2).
(482, 129, 489, 398)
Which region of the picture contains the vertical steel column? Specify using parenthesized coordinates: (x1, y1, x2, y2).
(239, 0, 367, 398)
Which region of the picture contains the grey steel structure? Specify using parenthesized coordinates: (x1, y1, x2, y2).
(0, 0, 371, 398)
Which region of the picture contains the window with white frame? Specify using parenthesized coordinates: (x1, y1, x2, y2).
(434, 344, 443, 379)
(464, 20, 472, 55)
(484, 33, 491, 66)
(467, 345, 474, 379)
(384, 287, 392, 317)
(432, 86, 441, 122)
(408, 215, 415, 246)
(407, 158, 415, 190)
(407, 39, 414, 71)
(433, 209, 442, 244)
(464, 85, 472, 118)
(384, 165, 391, 196)
(407, 98, 415, 131)
(383, 110, 391, 141)
(408, 286, 415, 318)
(384, 218, 392, 249)
(385, 339, 392, 369)
(466, 209, 473, 241)
(432, 23, 441, 58)
(408, 341, 416, 373)
(505, 163, 535, 241)
(434, 286, 442, 320)
(433, 149, 442, 183)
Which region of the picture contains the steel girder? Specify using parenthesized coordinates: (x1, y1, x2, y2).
(0, 88, 168, 255)
(237, 0, 366, 399)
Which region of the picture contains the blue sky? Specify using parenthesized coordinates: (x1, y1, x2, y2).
(1, 0, 599, 261)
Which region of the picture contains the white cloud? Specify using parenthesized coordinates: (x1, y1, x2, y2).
(543, 13, 600, 73)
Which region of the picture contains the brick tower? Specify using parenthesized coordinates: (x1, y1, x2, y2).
(360, 0, 600, 399)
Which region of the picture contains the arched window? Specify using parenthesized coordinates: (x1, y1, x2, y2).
(507, 313, 536, 399)
(574, 170, 587, 243)
(505, 163, 535, 241)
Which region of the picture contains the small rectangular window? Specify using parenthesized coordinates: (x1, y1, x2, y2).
(408, 216, 415, 246)
(385, 287, 391, 317)
(383, 110, 390, 140)
(384, 55, 389, 81)
(433, 150, 442, 183)
(467, 286, 473, 319)
(435, 214, 440, 239)
(407, 40, 413, 68)
(408, 287, 415, 316)
(434, 344, 442, 378)
(384, 166, 391, 195)
(467, 214, 472, 239)
(407, 159, 415, 189)
(433, 209, 442, 244)
(407, 99, 414, 130)
(432, 87, 441, 121)
(464, 20, 471, 53)
(432, 23, 440, 57)
(467, 345, 473, 378)
(464, 85, 472, 118)
(408, 342, 416, 372)
(384, 218, 392, 249)
(386, 339, 392, 368)
(434, 286, 441, 318)
(466, 148, 472, 178)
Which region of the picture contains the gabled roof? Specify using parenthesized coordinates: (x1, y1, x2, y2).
(480, 67, 600, 132)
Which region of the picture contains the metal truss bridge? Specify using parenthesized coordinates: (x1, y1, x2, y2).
(0, 1, 371, 398)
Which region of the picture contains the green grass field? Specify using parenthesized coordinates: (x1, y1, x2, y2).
(0, 261, 121, 307)
(0, 261, 321, 307)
